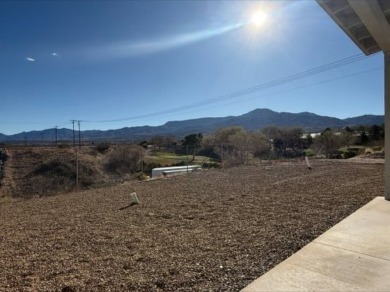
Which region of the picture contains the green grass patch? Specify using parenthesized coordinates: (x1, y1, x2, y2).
(304, 149, 315, 157)
(144, 151, 212, 166)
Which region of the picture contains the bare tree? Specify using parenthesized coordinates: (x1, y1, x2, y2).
(251, 132, 271, 158)
(104, 144, 144, 174)
(340, 127, 356, 149)
(228, 131, 252, 165)
(313, 129, 341, 158)
(150, 135, 164, 154)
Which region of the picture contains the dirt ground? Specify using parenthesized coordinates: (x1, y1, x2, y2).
(0, 160, 384, 291)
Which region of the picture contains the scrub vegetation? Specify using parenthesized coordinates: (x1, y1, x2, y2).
(0, 160, 383, 290)
(0, 124, 384, 290)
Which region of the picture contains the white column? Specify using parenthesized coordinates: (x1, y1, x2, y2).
(385, 51, 390, 200)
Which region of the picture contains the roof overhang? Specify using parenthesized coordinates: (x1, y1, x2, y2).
(316, 0, 390, 55)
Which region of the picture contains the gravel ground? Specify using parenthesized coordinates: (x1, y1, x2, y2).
(0, 160, 384, 291)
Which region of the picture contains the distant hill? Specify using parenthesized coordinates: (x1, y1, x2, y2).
(0, 108, 384, 143)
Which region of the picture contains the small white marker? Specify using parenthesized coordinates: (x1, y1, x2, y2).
(130, 192, 139, 205)
(305, 156, 312, 170)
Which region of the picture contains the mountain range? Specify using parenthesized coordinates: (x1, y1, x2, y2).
(0, 108, 384, 143)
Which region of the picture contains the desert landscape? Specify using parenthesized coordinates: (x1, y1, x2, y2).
(1, 0, 388, 290)
(0, 157, 383, 291)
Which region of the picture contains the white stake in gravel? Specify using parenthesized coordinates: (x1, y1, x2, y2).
(130, 192, 139, 206)
(305, 156, 312, 170)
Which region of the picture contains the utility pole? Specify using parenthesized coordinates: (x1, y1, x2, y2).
(76, 144, 79, 192)
(54, 126, 58, 146)
(71, 120, 76, 147)
(70, 120, 81, 192)
(78, 120, 81, 149)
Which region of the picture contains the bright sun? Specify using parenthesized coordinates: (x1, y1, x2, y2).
(251, 10, 268, 27)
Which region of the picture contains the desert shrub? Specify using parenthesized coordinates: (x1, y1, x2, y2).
(96, 142, 111, 153)
(24, 161, 75, 196)
(78, 162, 97, 187)
(344, 150, 357, 159)
(279, 149, 304, 158)
(104, 145, 143, 174)
(347, 147, 360, 152)
(139, 140, 148, 148)
(135, 172, 149, 180)
(253, 149, 272, 159)
(223, 151, 246, 167)
(25, 159, 97, 196)
(0, 149, 6, 180)
(173, 161, 186, 166)
(143, 162, 162, 175)
(197, 146, 221, 161)
(372, 145, 383, 152)
(304, 149, 315, 157)
(33, 161, 73, 176)
(202, 162, 220, 169)
(0, 149, 8, 161)
(329, 150, 343, 159)
(58, 143, 71, 149)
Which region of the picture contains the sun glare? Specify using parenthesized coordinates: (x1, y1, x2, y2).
(251, 10, 268, 27)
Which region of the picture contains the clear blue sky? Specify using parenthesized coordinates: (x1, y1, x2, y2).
(0, 0, 384, 135)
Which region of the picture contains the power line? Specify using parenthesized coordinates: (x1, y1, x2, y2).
(70, 120, 82, 147)
(1, 53, 380, 132)
(152, 66, 383, 117)
(84, 53, 376, 124)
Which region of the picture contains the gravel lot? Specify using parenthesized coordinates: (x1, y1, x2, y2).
(0, 160, 384, 291)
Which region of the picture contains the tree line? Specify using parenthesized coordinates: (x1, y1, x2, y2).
(173, 124, 384, 164)
(100, 123, 384, 176)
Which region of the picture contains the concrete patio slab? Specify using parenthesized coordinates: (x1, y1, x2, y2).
(242, 196, 390, 291)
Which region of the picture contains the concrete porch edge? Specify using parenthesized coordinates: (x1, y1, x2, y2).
(242, 196, 390, 291)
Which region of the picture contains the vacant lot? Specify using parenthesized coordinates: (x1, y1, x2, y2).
(0, 160, 384, 291)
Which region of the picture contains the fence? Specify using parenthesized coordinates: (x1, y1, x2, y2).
(0, 144, 149, 198)
(0, 146, 94, 198)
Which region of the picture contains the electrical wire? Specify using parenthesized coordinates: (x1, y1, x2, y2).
(174, 66, 384, 114)
(1, 53, 379, 131)
(84, 53, 376, 124)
